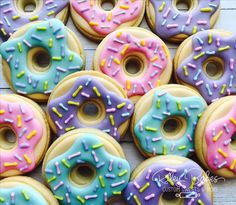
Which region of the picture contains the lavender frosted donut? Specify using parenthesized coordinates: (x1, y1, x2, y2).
(174, 30, 236, 104)
(0, 0, 69, 41)
(146, 0, 220, 42)
(47, 71, 134, 140)
(124, 156, 213, 205)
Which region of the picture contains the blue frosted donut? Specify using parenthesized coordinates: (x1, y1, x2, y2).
(0, 0, 69, 41)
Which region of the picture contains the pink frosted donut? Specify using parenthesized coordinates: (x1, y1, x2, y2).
(70, 0, 145, 40)
(0, 95, 49, 177)
(94, 28, 172, 102)
(195, 96, 236, 178)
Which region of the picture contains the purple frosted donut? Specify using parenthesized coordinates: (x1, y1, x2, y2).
(124, 156, 213, 205)
(0, 0, 69, 41)
(47, 71, 134, 140)
(146, 0, 220, 42)
(174, 30, 236, 104)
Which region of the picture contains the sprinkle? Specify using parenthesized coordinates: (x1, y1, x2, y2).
(165, 174, 174, 186)
(118, 169, 128, 177)
(229, 117, 236, 125)
(93, 86, 101, 97)
(99, 175, 105, 188)
(200, 7, 212, 12)
(218, 148, 228, 158)
(24, 154, 32, 164)
(4, 162, 18, 167)
(145, 127, 157, 132)
(121, 44, 130, 55)
(194, 52, 205, 60)
(212, 130, 223, 142)
(218, 46, 230, 52)
(189, 177, 197, 189)
(230, 159, 236, 170)
(26, 130, 37, 140)
(163, 144, 167, 155)
(68, 101, 80, 106)
(176, 101, 182, 110)
(21, 190, 29, 200)
(76, 195, 85, 203)
(109, 115, 115, 126)
(47, 176, 57, 183)
(126, 80, 131, 90)
(16, 71, 25, 78)
(139, 182, 150, 193)
(52, 107, 63, 118)
(133, 195, 141, 205)
(72, 85, 83, 97)
(54, 195, 63, 201)
(62, 159, 70, 168)
(17, 115, 22, 127)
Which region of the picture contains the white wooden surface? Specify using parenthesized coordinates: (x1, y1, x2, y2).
(0, 1, 236, 204)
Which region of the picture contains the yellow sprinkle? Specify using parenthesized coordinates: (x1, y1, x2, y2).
(120, 5, 129, 10)
(198, 199, 205, 205)
(156, 99, 161, 108)
(212, 130, 223, 142)
(47, 176, 57, 183)
(200, 7, 212, 12)
(194, 52, 205, 60)
(120, 44, 130, 55)
(1, 28, 7, 36)
(89, 21, 99, 26)
(44, 81, 48, 91)
(12, 15, 20, 20)
(100, 58, 106, 67)
(218, 148, 228, 158)
(17, 42, 23, 53)
(47, 11, 55, 16)
(48, 38, 53, 48)
(17, 115, 22, 128)
(163, 144, 167, 155)
(151, 56, 159, 62)
(140, 40, 146, 46)
(176, 101, 182, 110)
(93, 86, 101, 97)
(165, 174, 174, 186)
(162, 44, 169, 57)
(220, 84, 227, 94)
(90, 0, 94, 6)
(133, 195, 141, 205)
(139, 182, 150, 193)
(183, 66, 188, 76)
(68, 101, 80, 106)
(0, 109, 5, 114)
(21, 190, 29, 201)
(159, 2, 166, 12)
(16, 71, 25, 78)
(52, 107, 63, 118)
(208, 33, 212, 44)
(117, 102, 126, 109)
(24, 154, 32, 164)
(189, 177, 197, 190)
(230, 159, 236, 170)
(192, 26, 197, 34)
(109, 115, 115, 126)
(29, 15, 38, 21)
(72, 85, 83, 97)
(62, 159, 70, 168)
(4, 162, 18, 167)
(114, 58, 121, 65)
(54, 195, 63, 201)
(229, 117, 236, 126)
(118, 169, 128, 177)
(92, 143, 104, 149)
(99, 175, 105, 188)
(107, 12, 112, 21)
(76, 195, 85, 204)
(26, 130, 37, 140)
(218, 46, 231, 52)
(156, 79, 161, 87)
(65, 126, 75, 132)
(116, 31, 122, 37)
(126, 80, 131, 90)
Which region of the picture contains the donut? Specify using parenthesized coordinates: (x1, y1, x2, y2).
(0, 19, 85, 102)
(0, 94, 49, 177)
(47, 71, 134, 140)
(123, 156, 213, 205)
(174, 30, 236, 104)
(195, 96, 236, 178)
(42, 128, 131, 204)
(0, 0, 69, 41)
(70, 0, 145, 41)
(0, 176, 59, 205)
(146, 0, 220, 42)
(94, 27, 172, 102)
(131, 84, 207, 158)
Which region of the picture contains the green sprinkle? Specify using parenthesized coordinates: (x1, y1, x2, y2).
(54, 195, 63, 201)
(47, 176, 57, 183)
(156, 99, 161, 109)
(112, 191, 121, 195)
(176, 101, 182, 110)
(65, 126, 75, 132)
(178, 145, 187, 150)
(99, 175, 105, 188)
(0, 197, 5, 202)
(67, 101, 80, 106)
(69, 54, 74, 61)
(118, 169, 128, 177)
(163, 144, 167, 155)
(145, 127, 157, 132)
(21, 190, 29, 201)
(92, 143, 104, 149)
(62, 159, 70, 168)
(220, 84, 227, 94)
(44, 81, 48, 91)
(76, 195, 85, 203)
(37, 27, 47, 31)
(16, 71, 25, 78)
(48, 38, 53, 48)
(139, 182, 150, 193)
(17, 42, 23, 53)
(52, 56, 62, 61)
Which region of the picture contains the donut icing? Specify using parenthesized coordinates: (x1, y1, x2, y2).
(0, 185, 47, 204)
(71, 0, 143, 35)
(48, 75, 134, 140)
(99, 31, 169, 98)
(0, 99, 43, 174)
(0, 0, 69, 40)
(44, 134, 130, 204)
(0, 19, 84, 96)
(124, 160, 212, 205)
(176, 31, 236, 103)
(150, 0, 220, 39)
(134, 90, 206, 156)
(205, 101, 236, 173)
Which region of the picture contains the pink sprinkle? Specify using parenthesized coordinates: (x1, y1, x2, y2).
(106, 108, 116, 113)
(53, 181, 64, 191)
(227, 89, 231, 95)
(216, 38, 221, 47)
(187, 134, 192, 141)
(144, 193, 155, 200)
(133, 181, 140, 189)
(104, 192, 108, 202)
(68, 152, 81, 160)
(108, 159, 113, 171)
(64, 114, 74, 124)
(11, 192, 15, 204)
(45, 0, 54, 5)
(127, 104, 133, 110)
(195, 80, 204, 86)
(166, 24, 178, 29)
(146, 169, 152, 179)
(187, 63, 197, 69)
(3, 8, 13, 14)
(165, 168, 177, 173)
(230, 58, 234, 70)
(111, 180, 125, 187)
(185, 14, 192, 26)
(113, 127, 117, 137)
(177, 181, 186, 189)
(213, 82, 218, 88)
(194, 46, 202, 52)
(197, 20, 207, 25)
(55, 162, 61, 175)
(81, 92, 90, 98)
(55, 121, 63, 130)
(139, 122, 143, 132)
(92, 151, 99, 162)
(163, 7, 171, 18)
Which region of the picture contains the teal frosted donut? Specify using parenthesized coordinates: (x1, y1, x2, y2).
(0, 19, 85, 101)
(132, 84, 207, 157)
(42, 129, 130, 204)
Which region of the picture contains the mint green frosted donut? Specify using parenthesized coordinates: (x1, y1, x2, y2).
(0, 19, 84, 100)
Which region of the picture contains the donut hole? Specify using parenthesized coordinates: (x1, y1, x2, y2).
(0, 127, 17, 150)
(77, 99, 106, 126)
(70, 164, 96, 186)
(203, 57, 225, 80)
(230, 132, 236, 150)
(174, 0, 193, 13)
(123, 54, 145, 77)
(161, 191, 183, 205)
(161, 116, 187, 139)
(101, 0, 116, 11)
(28, 47, 51, 73)
(16, 0, 37, 13)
